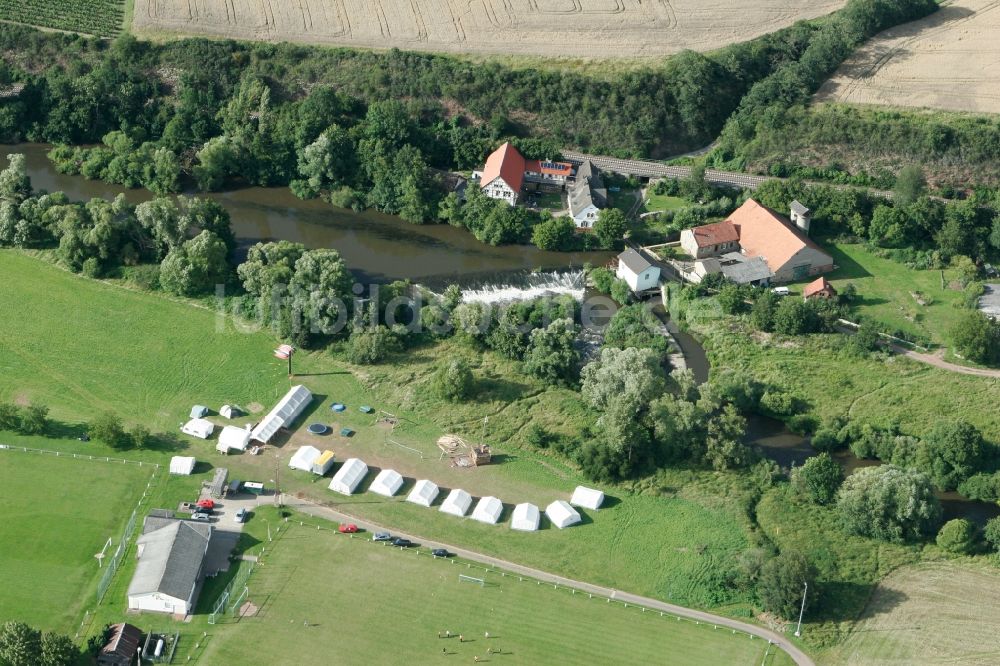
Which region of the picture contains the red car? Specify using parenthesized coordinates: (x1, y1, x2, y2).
(197, 499, 215, 510)
(338, 523, 358, 534)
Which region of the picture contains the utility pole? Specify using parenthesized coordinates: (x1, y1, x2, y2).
(794, 581, 808, 637)
(273, 451, 282, 508)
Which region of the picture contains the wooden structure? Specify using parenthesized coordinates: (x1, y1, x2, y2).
(437, 435, 492, 469)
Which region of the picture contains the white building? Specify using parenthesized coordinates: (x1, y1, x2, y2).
(250, 385, 312, 444)
(369, 469, 404, 497)
(510, 503, 540, 532)
(545, 500, 581, 529)
(570, 486, 604, 511)
(406, 479, 440, 508)
(127, 521, 210, 616)
(328, 458, 367, 495)
(471, 496, 504, 525)
(568, 161, 607, 228)
(439, 489, 473, 517)
(616, 248, 661, 293)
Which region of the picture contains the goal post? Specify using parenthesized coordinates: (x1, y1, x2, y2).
(458, 574, 485, 587)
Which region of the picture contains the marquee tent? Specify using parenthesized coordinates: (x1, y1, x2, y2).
(250, 385, 313, 444)
(471, 496, 503, 524)
(288, 445, 321, 472)
(216, 425, 251, 453)
(169, 456, 196, 476)
(570, 486, 604, 511)
(545, 500, 581, 529)
(406, 480, 439, 507)
(510, 503, 540, 532)
(312, 450, 336, 476)
(329, 458, 367, 495)
(181, 418, 214, 440)
(369, 469, 403, 497)
(439, 489, 472, 517)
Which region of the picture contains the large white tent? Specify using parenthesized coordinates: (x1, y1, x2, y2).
(250, 385, 313, 444)
(181, 418, 214, 440)
(406, 479, 439, 508)
(570, 486, 605, 511)
(471, 496, 503, 524)
(216, 425, 251, 453)
(288, 445, 321, 472)
(329, 458, 368, 495)
(510, 503, 540, 532)
(369, 469, 404, 497)
(439, 489, 472, 517)
(545, 500, 581, 529)
(169, 456, 196, 476)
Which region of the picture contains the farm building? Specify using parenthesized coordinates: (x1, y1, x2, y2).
(440, 489, 473, 517)
(328, 458, 367, 495)
(407, 479, 440, 507)
(510, 503, 540, 532)
(216, 426, 251, 453)
(369, 469, 404, 497)
(569, 160, 607, 228)
(288, 445, 322, 472)
(616, 248, 661, 293)
(475, 142, 573, 206)
(168, 456, 196, 476)
(691, 253, 773, 286)
(250, 385, 313, 444)
(471, 496, 504, 524)
(570, 486, 605, 511)
(312, 450, 337, 476)
(803, 276, 838, 300)
(127, 521, 211, 616)
(680, 220, 741, 260)
(97, 623, 142, 666)
(181, 418, 214, 440)
(546, 500, 581, 529)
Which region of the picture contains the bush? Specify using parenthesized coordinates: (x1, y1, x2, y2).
(17, 402, 48, 435)
(792, 453, 843, 504)
(936, 519, 977, 555)
(837, 465, 941, 542)
(347, 326, 398, 365)
(431, 359, 474, 402)
(89, 411, 130, 449)
(757, 551, 817, 620)
(984, 517, 1000, 552)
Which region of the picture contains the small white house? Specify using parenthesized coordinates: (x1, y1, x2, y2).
(127, 521, 210, 616)
(168, 456, 196, 476)
(471, 496, 504, 525)
(510, 503, 540, 532)
(570, 486, 604, 511)
(181, 419, 214, 440)
(216, 425, 251, 453)
(369, 469, 404, 497)
(406, 480, 440, 508)
(288, 445, 321, 472)
(545, 500, 581, 529)
(328, 458, 367, 495)
(616, 248, 661, 293)
(439, 489, 473, 517)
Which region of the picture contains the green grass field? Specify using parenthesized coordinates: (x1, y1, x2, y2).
(643, 192, 688, 214)
(0, 0, 124, 37)
(0, 451, 153, 632)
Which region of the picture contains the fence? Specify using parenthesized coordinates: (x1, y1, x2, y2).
(96, 471, 160, 602)
(207, 558, 257, 624)
(0, 444, 162, 468)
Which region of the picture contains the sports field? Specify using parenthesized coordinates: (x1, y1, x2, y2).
(199, 522, 789, 666)
(0, 451, 153, 632)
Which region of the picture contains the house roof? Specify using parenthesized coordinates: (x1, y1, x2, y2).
(100, 623, 142, 662)
(481, 142, 526, 193)
(803, 276, 836, 298)
(128, 521, 210, 602)
(525, 159, 573, 177)
(716, 253, 773, 284)
(790, 199, 810, 216)
(618, 248, 652, 275)
(569, 161, 607, 217)
(688, 220, 740, 248)
(727, 199, 831, 274)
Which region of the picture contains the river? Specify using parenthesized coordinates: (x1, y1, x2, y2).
(1, 144, 612, 284)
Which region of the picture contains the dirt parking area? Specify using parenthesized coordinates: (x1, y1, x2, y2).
(818, 0, 1000, 113)
(132, 0, 844, 59)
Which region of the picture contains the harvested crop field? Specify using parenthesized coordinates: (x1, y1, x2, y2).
(817, 0, 1000, 113)
(132, 0, 844, 58)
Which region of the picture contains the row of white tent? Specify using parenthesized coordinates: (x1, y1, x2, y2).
(183, 386, 315, 447)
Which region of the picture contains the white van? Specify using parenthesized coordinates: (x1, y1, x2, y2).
(772, 287, 791, 297)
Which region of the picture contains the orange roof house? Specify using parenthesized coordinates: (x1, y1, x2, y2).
(479, 142, 526, 205)
(803, 276, 837, 300)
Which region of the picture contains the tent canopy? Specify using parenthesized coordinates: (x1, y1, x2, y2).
(190, 405, 209, 419)
(406, 480, 439, 507)
(471, 496, 503, 524)
(369, 469, 404, 497)
(169, 456, 196, 475)
(510, 503, 540, 532)
(288, 445, 322, 472)
(250, 385, 313, 444)
(545, 500, 581, 529)
(439, 489, 473, 517)
(181, 418, 214, 440)
(218, 426, 251, 452)
(570, 486, 604, 511)
(220, 405, 239, 419)
(329, 458, 368, 495)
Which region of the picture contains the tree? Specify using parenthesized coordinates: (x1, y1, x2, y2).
(135, 198, 187, 260)
(773, 298, 821, 335)
(750, 290, 780, 331)
(704, 403, 751, 470)
(290, 248, 353, 341)
(916, 420, 987, 491)
(0, 401, 19, 430)
(531, 215, 575, 251)
(837, 465, 942, 542)
(193, 136, 237, 191)
(893, 165, 926, 205)
(936, 518, 977, 555)
(594, 208, 627, 249)
(950, 310, 1000, 365)
(523, 318, 580, 386)
(581, 346, 667, 413)
(758, 551, 817, 620)
(432, 358, 474, 402)
(159, 230, 230, 296)
(347, 326, 397, 365)
(0, 621, 41, 666)
(985, 516, 1000, 552)
(680, 161, 708, 201)
(238, 241, 306, 299)
(39, 631, 78, 666)
(17, 401, 48, 435)
(603, 304, 669, 354)
(792, 453, 844, 504)
(294, 125, 355, 197)
(129, 425, 151, 450)
(89, 412, 130, 450)
(717, 283, 746, 315)
(0, 153, 31, 203)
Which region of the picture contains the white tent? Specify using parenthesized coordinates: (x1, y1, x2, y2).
(216, 425, 251, 453)
(181, 418, 214, 440)
(312, 450, 336, 476)
(545, 500, 581, 529)
(570, 486, 605, 511)
(250, 385, 313, 444)
(288, 445, 321, 472)
(471, 496, 503, 525)
(406, 479, 439, 507)
(169, 456, 196, 476)
(329, 458, 368, 495)
(220, 405, 239, 419)
(510, 503, 540, 532)
(369, 469, 404, 497)
(439, 489, 472, 517)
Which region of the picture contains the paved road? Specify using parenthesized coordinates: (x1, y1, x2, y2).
(280, 494, 813, 666)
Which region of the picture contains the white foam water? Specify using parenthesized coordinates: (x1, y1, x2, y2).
(456, 270, 586, 304)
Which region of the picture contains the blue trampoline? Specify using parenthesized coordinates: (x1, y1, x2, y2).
(331, 403, 346, 412)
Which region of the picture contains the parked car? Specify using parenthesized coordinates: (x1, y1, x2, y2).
(193, 505, 213, 515)
(392, 537, 414, 548)
(373, 532, 392, 542)
(190, 512, 211, 522)
(431, 548, 451, 558)
(197, 499, 215, 509)
(338, 523, 358, 534)
(772, 286, 791, 296)
(234, 508, 247, 524)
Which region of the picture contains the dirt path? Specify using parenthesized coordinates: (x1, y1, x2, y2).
(891, 345, 1000, 378)
(279, 494, 814, 666)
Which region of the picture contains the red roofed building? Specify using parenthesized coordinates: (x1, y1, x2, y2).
(803, 276, 837, 300)
(680, 220, 740, 259)
(476, 143, 573, 206)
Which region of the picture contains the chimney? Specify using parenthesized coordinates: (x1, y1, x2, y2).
(790, 200, 811, 235)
